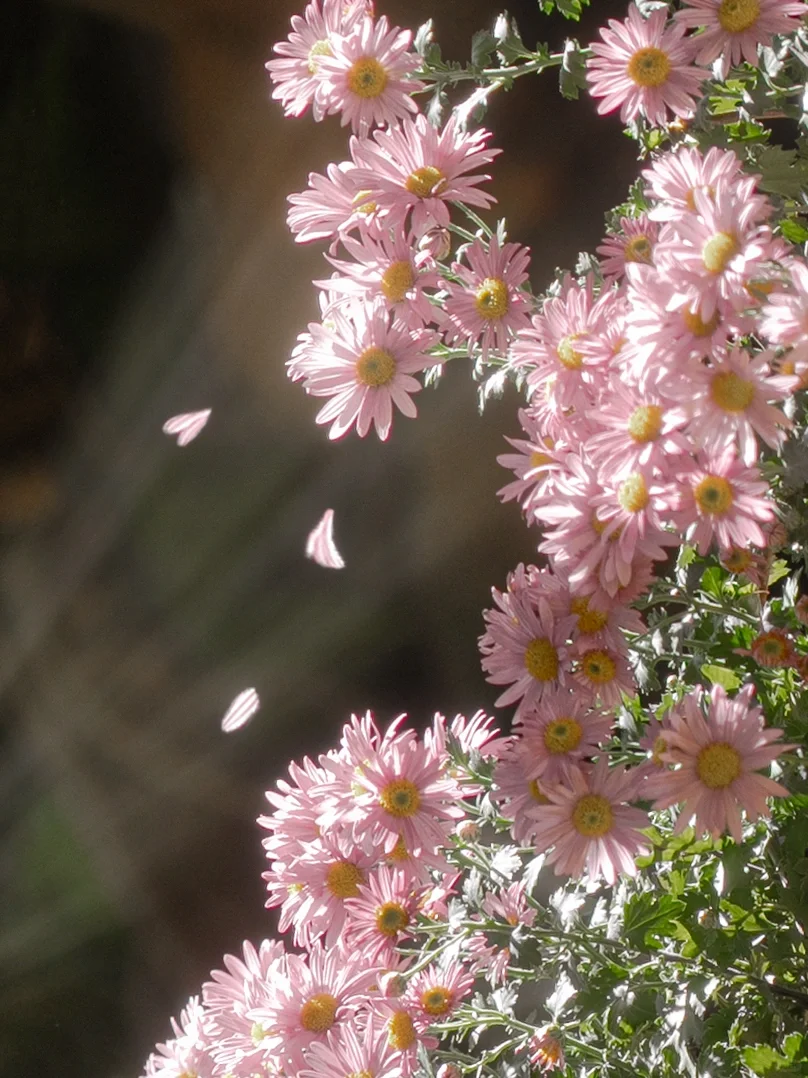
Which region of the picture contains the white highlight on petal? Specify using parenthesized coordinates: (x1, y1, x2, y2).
(305, 508, 345, 569)
(221, 688, 260, 733)
(162, 409, 212, 446)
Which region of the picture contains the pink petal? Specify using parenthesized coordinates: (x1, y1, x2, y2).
(162, 409, 212, 446)
(305, 508, 345, 569)
(221, 687, 260, 733)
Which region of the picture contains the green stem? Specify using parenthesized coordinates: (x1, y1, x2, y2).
(416, 52, 569, 90)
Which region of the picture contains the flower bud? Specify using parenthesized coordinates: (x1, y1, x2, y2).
(437, 1064, 462, 1078)
(455, 820, 479, 841)
(418, 228, 451, 261)
(795, 595, 808, 627)
(378, 971, 406, 998)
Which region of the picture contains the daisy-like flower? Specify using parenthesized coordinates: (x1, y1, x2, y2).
(287, 161, 381, 245)
(566, 591, 645, 655)
(143, 997, 215, 1078)
(587, 4, 706, 128)
(574, 647, 637, 707)
(481, 879, 537, 928)
(670, 345, 793, 464)
(350, 113, 501, 235)
(292, 300, 439, 440)
(528, 1027, 566, 1073)
(642, 145, 745, 222)
(736, 628, 796, 669)
(300, 1016, 401, 1078)
(720, 544, 770, 589)
(596, 214, 659, 282)
(374, 1000, 437, 1075)
(586, 376, 689, 478)
(493, 741, 557, 845)
(345, 865, 417, 960)
(671, 449, 774, 555)
(258, 754, 335, 864)
(404, 960, 475, 1027)
(759, 258, 808, 385)
(318, 15, 423, 134)
(649, 683, 794, 842)
(317, 228, 441, 329)
(496, 409, 566, 519)
(479, 580, 571, 715)
(266, 0, 370, 121)
(515, 690, 613, 786)
(531, 758, 650, 884)
(676, 0, 808, 78)
(443, 236, 533, 360)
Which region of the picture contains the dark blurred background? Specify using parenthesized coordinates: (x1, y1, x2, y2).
(0, 0, 637, 1074)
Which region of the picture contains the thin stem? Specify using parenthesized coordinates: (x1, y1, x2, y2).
(416, 52, 569, 90)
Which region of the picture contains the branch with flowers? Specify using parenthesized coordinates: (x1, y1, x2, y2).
(141, 1, 808, 1077)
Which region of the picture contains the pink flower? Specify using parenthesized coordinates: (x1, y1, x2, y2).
(587, 4, 706, 128)
(300, 1016, 401, 1078)
(142, 997, 215, 1078)
(259, 754, 335, 864)
(287, 161, 381, 245)
(531, 758, 650, 884)
(586, 376, 689, 478)
(318, 15, 423, 134)
(443, 236, 533, 359)
(497, 409, 565, 518)
(350, 114, 501, 236)
(266, 0, 371, 121)
(759, 258, 808, 385)
(528, 1027, 566, 1073)
(649, 683, 794, 842)
(481, 879, 537, 928)
(671, 449, 774, 555)
(374, 1000, 437, 1073)
(514, 689, 613, 785)
(596, 214, 659, 281)
(290, 301, 438, 440)
(676, 0, 808, 78)
(404, 960, 475, 1026)
(493, 742, 557, 845)
(642, 145, 745, 222)
(345, 865, 417, 960)
(573, 646, 637, 707)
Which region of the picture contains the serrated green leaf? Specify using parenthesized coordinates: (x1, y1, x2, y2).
(559, 38, 586, 100)
(471, 29, 496, 69)
(743, 1043, 793, 1075)
(623, 892, 687, 947)
(701, 664, 742, 690)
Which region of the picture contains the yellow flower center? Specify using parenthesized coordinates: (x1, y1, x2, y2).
(580, 649, 617, 685)
(529, 778, 550, 804)
(571, 793, 614, 837)
(571, 596, 609, 635)
(355, 346, 396, 387)
(387, 836, 410, 862)
(475, 277, 509, 319)
(251, 1021, 269, 1047)
(380, 260, 414, 303)
(557, 334, 584, 370)
(651, 735, 667, 766)
(376, 901, 410, 936)
(627, 404, 663, 443)
(710, 370, 755, 413)
(352, 189, 378, 215)
(347, 1071, 373, 1078)
(718, 0, 760, 33)
(307, 39, 333, 74)
(723, 547, 752, 573)
(624, 234, 653, 264)
(703, 232, 739, 274)
(347, 56, 389, 98)
(524, 637, 560, 681)
(325, 861, 365, 899)
(627, 46, 671, 88)
(682, 305, 721, 337)
(696, 742, 742, 789)
(388, 1011, 417, 1050)
(299, 993, 338, 1033)
(543, 717, 583, 754)
(379, 778, 421, 818)
(694, 475, 734, 515)
(405, 166, 447, 199)
(618, 473, 650, 513)
(420, 986, 452, 1016)
(592, 512, 622, 541)
(530, 450, 553, 469)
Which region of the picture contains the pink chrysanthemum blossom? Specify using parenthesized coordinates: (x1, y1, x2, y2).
(531, 758, 650, 884)
(479, 580, 571, 716)
(404, 960, 475, 1027)
(654, 180, 779, 321)
(350, 114, 501, 235)
(316, 229, 441, 329)
(577, 554, 658, 613)
(443, 236, 533, 359)
(290, 301, 439, 440)
(320, 712, 465, 857)
(636, 714, 674, 780)
(249, 943, 377, 1072)
(586, 377, 689, 478)
(671, 449, 774, 555)
(649, 683, 794, 841)
(497, 409, 566, 517)
(676, 0, 808, 78)
(493, 741, 557, 845)
(596, 214, 659, 282)
(142, 997, 215, 1078)
(287, 161, 382, 245)
(301, 1017, 402, 1078)
(264, 831, 377, 948)
(759, 259, 808, 385)
(481, 879, 537, 928)
(266, 0, 370, 121)
(528, 1027, 566, 1073)
(345, 865, 417, 960)
(515, 690, 613, 786)
(444, 709, 513, 761)
(373, 999, 438, 1074)
(720, 544, 770, 589)
(318, 15, 423, 134)
(642, 145, 745, 222)
(258, 754, 335, 864)
(586, 4, 706, 128)
(668, 345, 793, 464)
(511, 274, 611, 415)
(566, 591, 645, 656)
(573, 647, 637, 707)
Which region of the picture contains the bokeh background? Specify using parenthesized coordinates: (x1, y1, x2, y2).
(0, 1, 638, 1074)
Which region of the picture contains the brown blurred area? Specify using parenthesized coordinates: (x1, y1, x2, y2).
(0, 1, 636, 1075)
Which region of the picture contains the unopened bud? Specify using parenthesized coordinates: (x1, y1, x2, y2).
(455, 820, 479, 841)
(378, 971, 406, 998)
(437, 1064, 462, 1078)
(418, 228, 451, 261)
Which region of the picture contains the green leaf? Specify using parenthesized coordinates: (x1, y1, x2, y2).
(623, 892, 687, 947)
(780, 218, 808, 244)
(768, 559, 791, 586)
(471, 29, 496, 69)
(743, 1044, 794, 1075)
(756, 145, 808, 200)
(559, 39, 586, 100)
(701, 664, 742, 691)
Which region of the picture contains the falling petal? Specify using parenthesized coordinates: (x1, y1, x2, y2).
(305, 508, 345, 569)
(162, 409, 212, 446)
(221, 688, 260, 733)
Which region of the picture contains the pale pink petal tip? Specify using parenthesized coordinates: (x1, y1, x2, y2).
(221, 688, 260, 733)
(306, 508, 345, 569)
(162, 409, 212, 446)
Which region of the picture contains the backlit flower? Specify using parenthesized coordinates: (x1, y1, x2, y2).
(675, 0, 808, 78)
